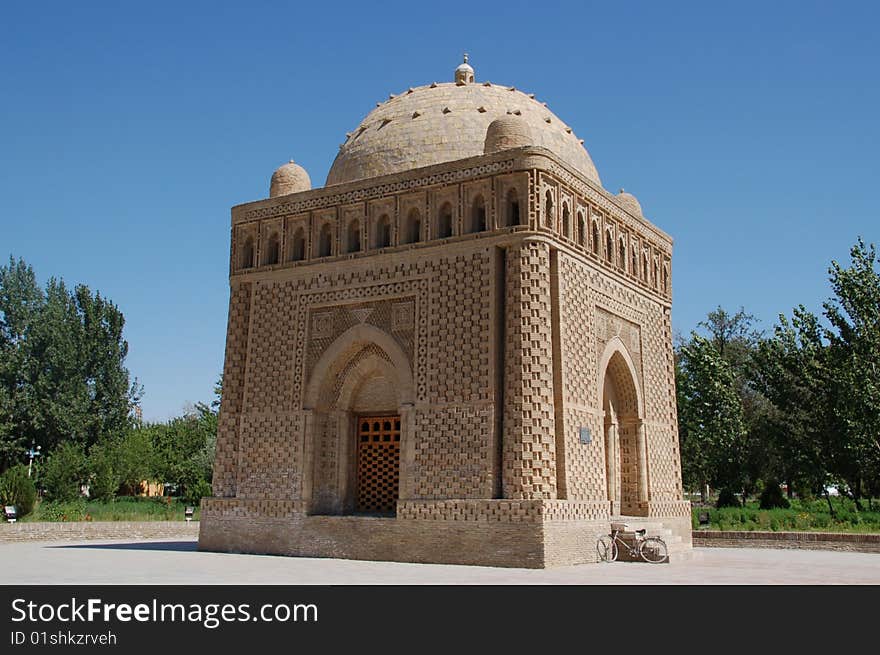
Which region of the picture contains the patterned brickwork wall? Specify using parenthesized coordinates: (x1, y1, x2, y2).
(236, 411, 303, 499)
(213, 282, 252, 497)
(426, 251, 492, 403)
(396, 499, 609, 522)
(502, 240, 557, 499)
(411, 406, 494, 499)
(306, 298, 415, 384)
(243, 281, 300, 412)
(558, 254, 606, 501)
(557, 252, 684, 507)
(587, 258, 682, 504)
(639, 300, 682, 501)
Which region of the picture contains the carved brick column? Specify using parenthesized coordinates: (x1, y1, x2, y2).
(501, 239, 557, 500)
(211, 282, 252, 498)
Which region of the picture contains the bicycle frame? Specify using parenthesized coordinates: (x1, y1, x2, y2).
(610, 529, 643, 556)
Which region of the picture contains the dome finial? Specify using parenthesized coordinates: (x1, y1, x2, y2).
(455, 53, 475, 84)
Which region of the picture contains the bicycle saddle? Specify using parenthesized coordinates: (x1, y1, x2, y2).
(636, 528, 647, 536)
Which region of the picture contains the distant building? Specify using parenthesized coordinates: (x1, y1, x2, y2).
(199, 57, 691, 567)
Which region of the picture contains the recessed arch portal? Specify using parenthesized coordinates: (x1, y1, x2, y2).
(303, 323, 414, 516)
(597, 337, 648, 516)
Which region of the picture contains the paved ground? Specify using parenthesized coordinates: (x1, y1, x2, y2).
(0, 539, 878, 584)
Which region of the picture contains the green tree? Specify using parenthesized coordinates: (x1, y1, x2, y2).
(676, 334, 746, 505)
(40, 441, 88, 502)
(0, 257, 141, 471)
(87, 443, 118, 502)
(823, 238, 880, 507)
(0, 465, 37, 517)
(114, 428, 154, 495)
(0, 257, 42, 469)
(752, 307, 835, 512)
(697, 306, 770, 502)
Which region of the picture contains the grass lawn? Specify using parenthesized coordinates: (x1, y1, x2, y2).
(21, 496, 200, 522)
(692, 497, 880, 533)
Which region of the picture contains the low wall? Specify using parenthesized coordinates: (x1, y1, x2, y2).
(0, 521, 200, 543)
(693, 530, 880, 553)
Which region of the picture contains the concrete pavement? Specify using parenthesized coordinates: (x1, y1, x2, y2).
(1, 539, 878, 584)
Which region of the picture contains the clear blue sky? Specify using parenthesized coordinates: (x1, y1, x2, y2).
(2, 1, 877, 421)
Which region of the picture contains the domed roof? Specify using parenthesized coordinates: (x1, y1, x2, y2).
(326, 61, 600, 187)
(615, 189, 643, 217)
(484, 114, 534, 154)
(270, 160, 311, 198)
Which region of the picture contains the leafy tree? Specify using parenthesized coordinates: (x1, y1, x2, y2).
(40, 441, 88, 502)
(697, 306, 770, 502)
(0, 256, 142, 471)
(0, 257, 42, 469)
(751, 307, 835, 510)
(676, 334, 746, 504)
(0, 465, 37, 516)
(698, 306, 762, 370)
(823, 238, 880, 507)
(114, 428, 154, 495)
(87, 443, 118, 502)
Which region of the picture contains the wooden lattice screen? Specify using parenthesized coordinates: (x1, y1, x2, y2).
(356, 416, 401, 514)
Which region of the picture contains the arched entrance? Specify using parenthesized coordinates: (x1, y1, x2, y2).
(302, 324, 414, 516)
(598, 338, 649, 516)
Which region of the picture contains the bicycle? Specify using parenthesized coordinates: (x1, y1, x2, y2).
(596, 523, 668, 563)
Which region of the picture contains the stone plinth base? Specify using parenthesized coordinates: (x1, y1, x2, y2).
(198, 498, 692, 568)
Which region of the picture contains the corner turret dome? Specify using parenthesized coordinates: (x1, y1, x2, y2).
(270, 160, 311, 198)
(484, 113, 534, 153)
(615, 189, 643, 217)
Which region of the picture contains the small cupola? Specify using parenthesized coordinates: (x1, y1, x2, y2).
(270, 160, 311, 198)
(454, 53, 475, 84)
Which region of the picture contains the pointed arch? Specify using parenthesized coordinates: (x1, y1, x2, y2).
(544, 190, 554, 227)
(264, 232, 280, 266)
(469, 195, 486, 233)
(240, 236, 255, 270)
(403, 208, 421, 244)
(596, 336, 643, 419)
(375, 214, 392, 248)
(317, 223, 333, 257)
(505, 188, 520, 227)
(347, 219, 361, 253)
(303, 323, 414, 411)
(290, 227, 306, 262)
(437, 202, 453, 238)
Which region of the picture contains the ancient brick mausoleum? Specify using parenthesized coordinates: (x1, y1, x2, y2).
(198, 57, 692, 567)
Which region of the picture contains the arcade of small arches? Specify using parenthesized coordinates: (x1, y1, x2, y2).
(234, 183, 525, 273)
(542, 188, 670, 295)
(234, 174, 670, 299)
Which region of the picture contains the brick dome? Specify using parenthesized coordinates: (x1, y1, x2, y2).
(615, 189, 643, 217)
(326, 62, 601, 187)
(484, 114, 534, 154)
(270, 160, 311, 198)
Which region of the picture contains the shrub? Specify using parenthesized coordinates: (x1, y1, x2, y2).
(0, 465, 37, 517)
(38, 500, 87, 522)
(87, 444, 117, 502)
(759, 482, 790, 509)
(183, 479, 212, 506)
(716, 488, 740, 508)
(41, 442, 88, 502)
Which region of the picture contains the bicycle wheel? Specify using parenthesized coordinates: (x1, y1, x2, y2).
(639, 537, 668, 563)
(596, 535, 618, 562)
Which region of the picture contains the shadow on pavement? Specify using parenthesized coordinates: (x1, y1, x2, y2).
(48, 541, 197, 552)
